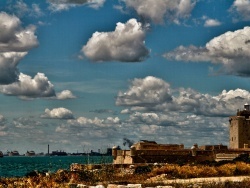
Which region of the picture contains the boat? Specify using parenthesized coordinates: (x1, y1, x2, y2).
(25, 151, 36, 156)
(9, 151, 20, 156)
(0, 151, 3, 158)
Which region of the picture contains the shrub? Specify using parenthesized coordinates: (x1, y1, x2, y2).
(217, 163, 236, 176)
(234, 162, 250, 175)
(198, 165, 219, 177)
(135, 165, 151, 174)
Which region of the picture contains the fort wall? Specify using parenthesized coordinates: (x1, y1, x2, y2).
(230, 117, 250, 149)
(112, 104, 250, 164)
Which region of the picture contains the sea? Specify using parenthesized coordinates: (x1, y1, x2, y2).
(0, 156, 113, 177)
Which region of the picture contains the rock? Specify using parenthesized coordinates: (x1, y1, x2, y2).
(77, 184, 87, 188)
(127, 184, 142, 188)
(95, 185, 105, 188)
(25, 170, 40, 177)
(107, 184, 119, 188)
(129, 165, 135, 169)
(89, 185, 105, 188)
(68, 183, 77, 188)
(117, 185, 127, 188)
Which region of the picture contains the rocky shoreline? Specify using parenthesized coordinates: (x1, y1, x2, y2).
(2, 162, 250, 187)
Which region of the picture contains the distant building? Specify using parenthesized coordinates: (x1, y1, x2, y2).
(229, 103, 250, 149)
(25, 151, 36, 156)
(9, 151, 20, 156)
(51, 150, 67, 156)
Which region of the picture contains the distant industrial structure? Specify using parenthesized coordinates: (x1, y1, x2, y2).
(0, 145, 112, 157)
(112, 103, 250, 164)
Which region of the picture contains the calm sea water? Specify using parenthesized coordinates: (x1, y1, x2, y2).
(0, 156, 112, 177)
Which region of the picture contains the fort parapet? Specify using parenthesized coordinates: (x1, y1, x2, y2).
(112, 140, 225, 164)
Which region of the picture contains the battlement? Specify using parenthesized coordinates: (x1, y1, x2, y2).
(133, 140, 184, 150)
(112, 142, 228, 164)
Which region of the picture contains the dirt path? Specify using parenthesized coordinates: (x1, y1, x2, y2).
(158, 176, 250, 184)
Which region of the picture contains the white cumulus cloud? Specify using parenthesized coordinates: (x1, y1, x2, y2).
(0, 73, 56, 98)
(81, 18, 149, 62)
(41, 107, 74, 119)
(0, 12, 38, 84)
(0, 12, 74, 100)
(48, 0, 105, 12)
(56, 90, 76, 100)
(116, 76, 172, 107)
(164, 26, 250, 76)
(0, 52, 27, 84)
(230, 0, 250, 21)
(123, 0, 196, 24)
(0, 114, 5, 124)
(9, 1, 44, 18)
(128, 112, 178, 127)
(68, 116, 120, 127)
(0, 12, 38, 52)
(116, 76, 250, 117)
(204, 18, 221, 27)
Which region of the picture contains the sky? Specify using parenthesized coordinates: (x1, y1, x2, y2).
(1, 0, 250, 154)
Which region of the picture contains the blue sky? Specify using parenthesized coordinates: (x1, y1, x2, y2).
(1, 0, 250, 154)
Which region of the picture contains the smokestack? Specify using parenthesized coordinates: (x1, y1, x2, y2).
(123, 137, 134, 148)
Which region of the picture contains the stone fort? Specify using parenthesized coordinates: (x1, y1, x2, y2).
(112, 103, 250, 164)
(229, 103, 250, 149)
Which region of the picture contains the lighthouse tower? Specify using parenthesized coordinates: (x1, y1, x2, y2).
(229, 103, 250, 149)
